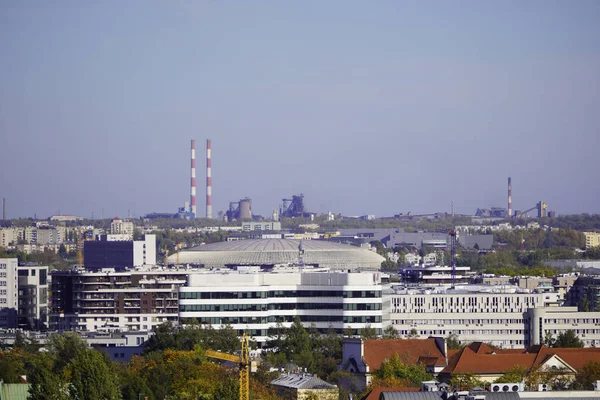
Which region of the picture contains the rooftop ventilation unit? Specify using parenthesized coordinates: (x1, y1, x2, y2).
(491, 383, 523, 392)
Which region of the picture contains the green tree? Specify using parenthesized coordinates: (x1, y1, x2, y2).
(553, 330, 584, 348)
(67, 349, 121, 400)
(373, 353, 432, 387)
(573, 361, 600, 390)
(450, 373, 485, 390)
(360, 324, 378, 340)
(495, 365, 529, 383)
(383, 326, 399, 339)
(380, 259, 398, 271)
(446, 333, 462, 350)
(406, 328, 419, 339)
(543, 332, 555, 347)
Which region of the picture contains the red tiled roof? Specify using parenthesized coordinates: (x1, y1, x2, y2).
(442, 343, 600, 375)
(363, 339, 445, 371)
(362, 387, 420, 400)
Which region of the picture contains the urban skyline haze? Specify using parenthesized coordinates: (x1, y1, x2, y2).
(1, 1, 599, 218)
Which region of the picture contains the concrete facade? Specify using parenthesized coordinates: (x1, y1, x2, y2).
(180, 271, 384, 346)
(0, 258, 18, 328)
(17, 265, 49, 330)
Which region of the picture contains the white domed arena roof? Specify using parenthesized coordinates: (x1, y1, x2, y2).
(169, 238, 384, 270)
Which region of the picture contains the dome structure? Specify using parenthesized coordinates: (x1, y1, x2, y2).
(169, 238, 384, 270)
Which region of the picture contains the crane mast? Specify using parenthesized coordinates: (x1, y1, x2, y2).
(205, 333, 250, 400)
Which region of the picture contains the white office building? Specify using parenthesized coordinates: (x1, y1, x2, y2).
(389, 284, 562, 348)
(0, 258, 18, 328)
(179, 271, 385, 346)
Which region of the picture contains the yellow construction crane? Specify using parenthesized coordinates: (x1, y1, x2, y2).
(205, 333, 250, 400)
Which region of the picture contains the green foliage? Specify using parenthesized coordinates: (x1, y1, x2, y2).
(360, 324, 378, 340)
(380, 259, 398, 271)
(144, 321, 239, 355)
(68, 349, 121, 400)
(383, 326, 399, 339)
(406, 328, 419, 339)
(573, 361, 600, 390)
(450, 373, 485, 390)
(373, 354, 432, 387)
(552, 330, 584, 348)
(446, 333, 462, 350)
(495, 365, 529, 383)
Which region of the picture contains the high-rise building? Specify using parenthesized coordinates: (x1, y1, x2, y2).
(17, 264, 49, 330)
(84, 234, 156, 270)
(0, 258, 18, 328)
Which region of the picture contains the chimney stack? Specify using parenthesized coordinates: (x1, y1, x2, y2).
(2, 198, 5, 221)
(206, 139, 212, 219)
(508, 177, 512, 218)
(190, 140, 197, 218)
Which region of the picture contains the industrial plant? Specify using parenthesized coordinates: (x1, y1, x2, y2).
(475, 177, 553, 219)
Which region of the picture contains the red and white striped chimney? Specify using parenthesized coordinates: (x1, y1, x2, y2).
(206, 139, 213, 219)
(190, 139, 197, 218)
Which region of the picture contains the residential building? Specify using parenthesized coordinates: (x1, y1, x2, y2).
(0, 258, 18, 328)
(0, 228, 17, 248)
(389, 285, 561, 348)
(179, 271, 384, 346)
(270, 373, 338, 400)
(584, 232, 600, 249)
(110, 218, 134, 239)
(338, 338, 447, 391)
(49, 266, 185, 332)
(87, 331, 152, 362)
(17, 264, 49, 330)
(84, 234, 156, 270)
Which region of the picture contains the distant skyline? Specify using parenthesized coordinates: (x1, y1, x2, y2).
(1, 1, 599, 219)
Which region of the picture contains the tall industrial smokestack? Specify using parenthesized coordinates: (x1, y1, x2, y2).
(508, 177, 512, 218)
(2, 198, 5, 221)
(206, 139, 212, 219)
(190, 140, 197, 218)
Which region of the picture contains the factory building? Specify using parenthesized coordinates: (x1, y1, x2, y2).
(179, 271, 385, 346)
(17, 264, 49, 330)
(241, 221, 281, 232)
(49, 267, 187, 332)
(84, 234, 156, 270)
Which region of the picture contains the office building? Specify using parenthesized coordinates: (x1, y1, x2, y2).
(179, 271, 385, 346)
(84, 234, 156, 270)
(389, 285, 561, 348)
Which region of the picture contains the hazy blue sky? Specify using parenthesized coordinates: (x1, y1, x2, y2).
(1, 1, 599, 219)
